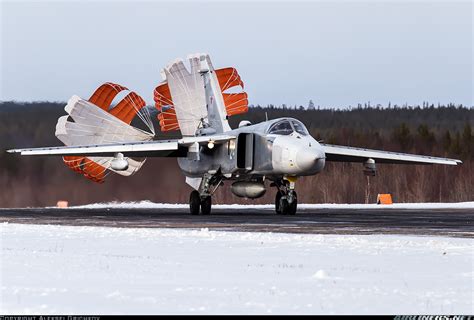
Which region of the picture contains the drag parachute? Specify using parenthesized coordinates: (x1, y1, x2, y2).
(154, 63, 248, 133)
(55, 54, 250, 182)
(56, 82, 155, 183)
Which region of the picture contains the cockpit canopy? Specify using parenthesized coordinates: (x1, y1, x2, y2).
(267, 119, 309, 136)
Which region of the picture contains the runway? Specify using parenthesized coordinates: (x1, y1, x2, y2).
(0, 206, 472, 238)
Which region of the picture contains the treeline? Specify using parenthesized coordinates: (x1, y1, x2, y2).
(231, 104, 474, 160)
(0, 101, 472, 207)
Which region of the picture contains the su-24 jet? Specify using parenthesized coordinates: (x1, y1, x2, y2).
(8, 53, 462, 215)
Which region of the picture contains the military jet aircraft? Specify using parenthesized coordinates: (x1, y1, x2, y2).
(8, 53, 461, 215)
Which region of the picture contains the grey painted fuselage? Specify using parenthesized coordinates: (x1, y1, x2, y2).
(177, 117, 326, 181)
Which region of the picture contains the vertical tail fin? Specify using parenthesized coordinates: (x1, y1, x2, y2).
(199, 54, 231, 133)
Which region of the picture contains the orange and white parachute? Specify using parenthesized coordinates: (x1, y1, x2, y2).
(56, 82, 155, 183)
(154, 55, 248, 134)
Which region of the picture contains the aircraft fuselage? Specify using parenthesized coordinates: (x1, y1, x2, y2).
(177, 117, 326, 181)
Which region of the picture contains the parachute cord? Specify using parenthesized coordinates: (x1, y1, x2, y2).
(108, 84, 155, 136)
(221, 68, 236, 91)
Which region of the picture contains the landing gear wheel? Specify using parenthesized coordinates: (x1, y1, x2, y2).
(288, 191, 297, 215)
(275, 191, 283, 214)
(201, 196, 212, 215)
(280, 198, 290, 215)
(189, 190, 201, 215)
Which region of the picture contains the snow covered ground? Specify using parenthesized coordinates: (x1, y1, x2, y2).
(1, 223, 472, 314)
(71, 200, 474, 210)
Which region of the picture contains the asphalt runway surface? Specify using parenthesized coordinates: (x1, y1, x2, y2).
(0, 206, 473, 238)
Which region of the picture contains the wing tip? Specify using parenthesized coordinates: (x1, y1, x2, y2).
(445, 159, 462, 165)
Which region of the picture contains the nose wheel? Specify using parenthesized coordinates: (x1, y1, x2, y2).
(189, 190, 212, 215)
(275, 189, 297, 215)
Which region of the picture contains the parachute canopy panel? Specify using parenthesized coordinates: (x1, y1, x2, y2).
(153, 60, 249, 133)
(154, 82, 180, 132)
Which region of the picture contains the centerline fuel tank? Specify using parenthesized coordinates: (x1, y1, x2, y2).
(230, 181, 266, 199)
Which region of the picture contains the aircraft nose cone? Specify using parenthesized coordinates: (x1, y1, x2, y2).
(296, 149, 322, 172)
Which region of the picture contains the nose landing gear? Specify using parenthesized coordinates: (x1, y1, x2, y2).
(274, 178, 298, 215)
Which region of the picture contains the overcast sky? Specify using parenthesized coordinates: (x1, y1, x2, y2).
(1, 0, 472, 107)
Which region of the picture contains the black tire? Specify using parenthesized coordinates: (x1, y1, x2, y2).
(280, 197, 290, 215)
(288, 191, 297, 215)
(189, 190, 201, 215)
(275, 191, 283, 214)
(201, 196, 212, 215)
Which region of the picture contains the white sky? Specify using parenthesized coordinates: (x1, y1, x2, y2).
(1, 0, 472, 107)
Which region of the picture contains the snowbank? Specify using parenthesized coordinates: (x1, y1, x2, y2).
(70, 200, 474, 210)
(1, 223, 472, 314)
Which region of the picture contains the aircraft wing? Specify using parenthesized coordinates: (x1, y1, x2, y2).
(6, 135, 234, 157)
(320, 143, 461, 165)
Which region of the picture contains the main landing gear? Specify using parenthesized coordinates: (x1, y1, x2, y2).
(274, 178, 298, 215)
(189, 190, 212, 215)
(189, 173, 222, 215)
